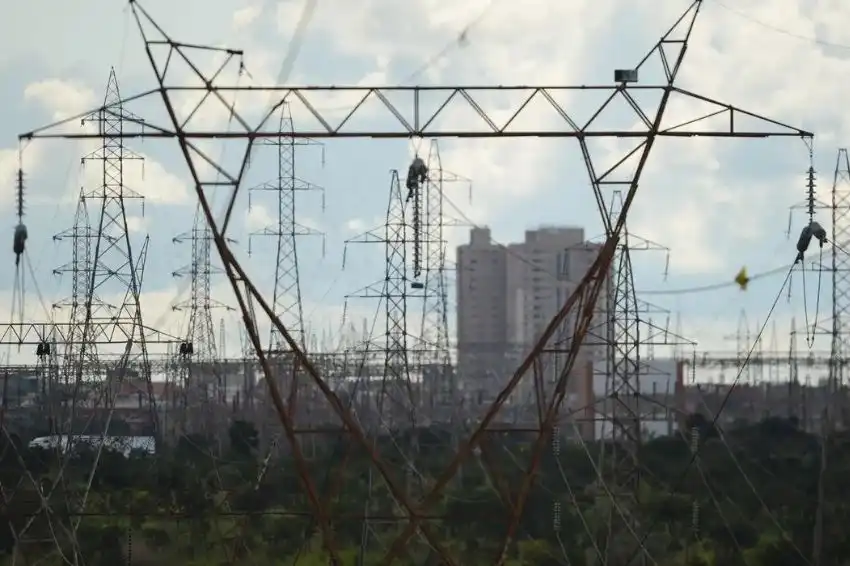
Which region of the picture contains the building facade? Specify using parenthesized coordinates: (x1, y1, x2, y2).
(456, 226, 605, 411)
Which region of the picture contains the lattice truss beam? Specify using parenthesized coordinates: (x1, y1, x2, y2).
(14, 0, 811, 564)
(0, 322, 178, 346)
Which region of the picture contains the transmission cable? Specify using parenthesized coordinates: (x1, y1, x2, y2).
(830, 240, 850, 260)
(400, 0, 501, 85)
(669, 407, 749, 561)
(285, 298, 386, 564)
(274, 0, 317, 88)
(621, 263, 809, 565)
(291, 0, 503, 114)
(637, 264, 792, 295)
(800, 246, 823, 348)
(691, 384, 804, 560)
(710, 0, 850, 51)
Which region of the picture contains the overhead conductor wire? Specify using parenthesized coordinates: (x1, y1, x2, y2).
(439, 165, 655, 564)
(439, 133, 807, 564)
(261, 3, 510, 563)
(623, 139, 820, 563)
(622, 263, 812, 565)
(710, 0, 850, 51)
(637, 265, 791, 295)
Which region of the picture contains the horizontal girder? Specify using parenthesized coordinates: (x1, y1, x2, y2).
(690, 351, 839, 367)
(0, 322, 180, 345)
(20, 85, 813, 141)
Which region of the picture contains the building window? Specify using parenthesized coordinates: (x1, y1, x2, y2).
(556, 250, 570, 281)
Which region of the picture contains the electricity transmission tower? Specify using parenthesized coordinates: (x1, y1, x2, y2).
(249, 103, 324, 352)
(52, 193, 95, 400)
(416, 141, 454, 416)
(248, 103, 324, 423)
(828, 149, 850, 408)
(172, 208, 232, 432)
(64, 67, 156, 432)
(345, 169, 420, 558)
(788, 150, 843, 400)
(17, 0, 812, 562)
(345, 170, 417, 429)
(812, 148, 850, 565)
(593, 189, 697, 561)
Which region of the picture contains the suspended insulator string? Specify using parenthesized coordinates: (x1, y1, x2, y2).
(16, 168, 24, 222)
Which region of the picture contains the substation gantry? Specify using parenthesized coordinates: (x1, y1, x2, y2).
(14, 0, 812, 564)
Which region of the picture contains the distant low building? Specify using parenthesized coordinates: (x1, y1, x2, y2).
(28, 434, 156, 457)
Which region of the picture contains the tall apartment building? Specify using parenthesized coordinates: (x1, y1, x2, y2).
(456, 226, 605, 408)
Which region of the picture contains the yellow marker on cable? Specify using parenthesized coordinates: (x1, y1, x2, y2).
(734, 267, 749, 290)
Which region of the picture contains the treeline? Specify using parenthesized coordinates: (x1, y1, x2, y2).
(0, 415, 845, 565)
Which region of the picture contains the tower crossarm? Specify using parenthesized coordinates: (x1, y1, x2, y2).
(0, 322, 181, 345)
(20, 85, 812, 141)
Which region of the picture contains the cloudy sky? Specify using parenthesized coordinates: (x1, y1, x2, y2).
(0, 0, 848, 376)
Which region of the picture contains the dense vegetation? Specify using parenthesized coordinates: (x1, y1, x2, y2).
(0, 415, 844, 565)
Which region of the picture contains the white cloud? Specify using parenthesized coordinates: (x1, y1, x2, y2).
(75, 150, 191, 205)
(129, 155, 191, 204)
(299, 216, 322, 231)
(232, 4, 262, 31)
(24, 79, 96, 120)
(126, 215, 147, 234)
(245, 203, 274, 231)
(344, 218, 366, 232)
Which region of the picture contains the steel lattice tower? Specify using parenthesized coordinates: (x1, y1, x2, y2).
(808, 149, 850, 566)
(383, 171, 415, 425)
(346, 170, 416, 426)
(830, 149, 850, 402)
(173, 207, 231, 429)
(249, 103, 324, 353)
(417, 141, 453, 412)
(51, 192, 97, 431)
(605, 194, 642, 486)
(248, 104, 323, 422)
(595, 190, 687, 560)
(53, 196, 94, 315)
(77, 67, 155, 428)
(346, 170, 418, 559)
(173, 209, 225, 360)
